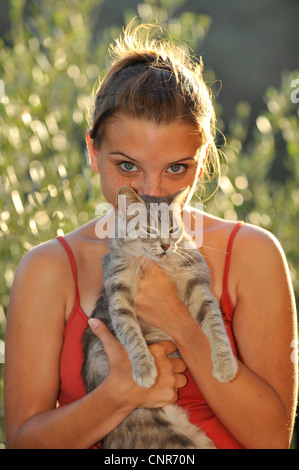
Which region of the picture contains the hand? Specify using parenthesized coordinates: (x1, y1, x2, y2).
(88, 318, 187, 408)
(143, 341, 188, 407)
(135, 262, 191, 337)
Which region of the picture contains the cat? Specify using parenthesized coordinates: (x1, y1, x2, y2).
(81, 186, 238, 449)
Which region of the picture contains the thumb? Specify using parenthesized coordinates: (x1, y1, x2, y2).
(88, 318, 120, 354)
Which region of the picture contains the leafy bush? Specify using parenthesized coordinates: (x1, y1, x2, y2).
(205, 70, 299, 304)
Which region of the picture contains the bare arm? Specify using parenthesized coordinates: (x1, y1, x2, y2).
(4, 244, 186, 449)
(135, 225, 298, 448)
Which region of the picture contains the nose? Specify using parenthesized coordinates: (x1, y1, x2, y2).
(161, 244, 170, 252)
(140, 177, 163, 197)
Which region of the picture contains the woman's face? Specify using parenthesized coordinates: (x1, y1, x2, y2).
(87, 113, 205, 207)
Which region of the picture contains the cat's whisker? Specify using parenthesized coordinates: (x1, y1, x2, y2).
(176, 247, 196, 263)
(200, 244, 228, 255)
(137, 255, 147, 273)
(137, 253, 152, 274)
(173, 249, 196, 269)
(181, 239, 228, 261)
(200, 245, 229, 262)
(143, 255, 152, 273)
(199, 251, 223, 263)
(181, 245, 222, 263)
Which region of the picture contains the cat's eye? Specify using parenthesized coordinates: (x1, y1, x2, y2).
(119, 161, 137, 172)
(146, 227, 158, 237)
(169, 225, 181, 236)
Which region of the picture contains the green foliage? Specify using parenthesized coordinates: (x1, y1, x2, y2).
(0, 0, 109, 445)
(0, 0, 298, 448)
(205, 70, 299, 300)
(0, 0, 108, 331)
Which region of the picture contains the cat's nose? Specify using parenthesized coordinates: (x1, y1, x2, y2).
(161, 244, 170, 252)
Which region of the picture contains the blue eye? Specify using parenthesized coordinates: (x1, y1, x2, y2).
(120, 161, 136, 171)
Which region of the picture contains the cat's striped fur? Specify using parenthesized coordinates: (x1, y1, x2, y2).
(82, 186, 238, 449)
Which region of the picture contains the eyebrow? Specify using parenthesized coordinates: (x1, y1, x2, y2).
(109, 151, 197, 163)
(109, 152, 138, 162)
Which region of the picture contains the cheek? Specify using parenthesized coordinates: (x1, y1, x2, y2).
(97, 163, 123, 205)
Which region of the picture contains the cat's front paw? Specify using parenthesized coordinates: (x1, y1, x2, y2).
(213, 356, 238, 383)
(133, 356, 157, 388)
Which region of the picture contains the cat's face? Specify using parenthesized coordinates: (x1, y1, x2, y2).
(115, 187, 188, 260)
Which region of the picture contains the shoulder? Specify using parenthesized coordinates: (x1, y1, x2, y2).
(201, 210, 287, 267)
(200, 212, 292, 303)
(5, 239, 72, 347)
(234, 221, 282, 249)
(232, 222, 289, 279)
(192, 207, 289, 276)
(14, 238, 71, 284)
(15, 217, 104, 277)
(231, 222, 295, 329)
(9, 236, 77, 322)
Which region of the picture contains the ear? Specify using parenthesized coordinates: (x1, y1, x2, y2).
(86, 130, 99, 173)
(116, 186, 143, 216)
(172, 186, 190, 206)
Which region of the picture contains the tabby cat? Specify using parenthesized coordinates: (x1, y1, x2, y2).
(82, 186, 238, 449)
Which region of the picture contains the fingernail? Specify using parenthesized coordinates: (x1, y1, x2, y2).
(88, 318, 103, 331)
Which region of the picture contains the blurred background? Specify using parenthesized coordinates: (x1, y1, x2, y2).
(0, 0, 298, 448)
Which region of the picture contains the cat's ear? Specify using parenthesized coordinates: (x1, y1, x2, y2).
(172, 186, 190, 206)
(116, 186, 143, 216)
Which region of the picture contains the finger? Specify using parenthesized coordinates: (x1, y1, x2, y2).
(171, 358, 188, 374)
(170, 389, 179, 404)
(150, 340, 178, 356)
(175, 373, 188, 390)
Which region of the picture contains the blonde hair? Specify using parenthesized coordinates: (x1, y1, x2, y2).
(89, 20, 219, 183)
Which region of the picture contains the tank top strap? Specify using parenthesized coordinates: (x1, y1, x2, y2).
(56, 236, 80, 305)
(222, 222, 244, 302)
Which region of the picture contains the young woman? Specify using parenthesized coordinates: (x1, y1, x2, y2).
(4, 22, 298, 449)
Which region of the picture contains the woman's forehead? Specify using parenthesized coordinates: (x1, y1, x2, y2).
(101, 113, 202, 161)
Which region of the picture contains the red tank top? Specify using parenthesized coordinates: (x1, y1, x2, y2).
(57, 221, 244, 449)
